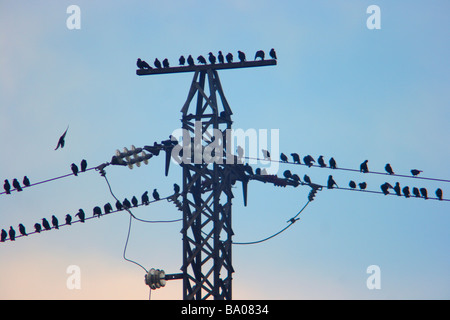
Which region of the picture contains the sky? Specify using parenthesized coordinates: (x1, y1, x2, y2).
(0, 0, 449, 300)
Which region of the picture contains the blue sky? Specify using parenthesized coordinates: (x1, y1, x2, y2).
(0, 0, 449, 299)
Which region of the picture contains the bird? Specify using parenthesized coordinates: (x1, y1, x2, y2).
(393, 182, 401, 196)
(359, 182, 367, 190)
(34, 223, 42, 233)
(65, 214, 72, 225)
(262, 149, 271, 160)
(238, 50, 246, 62)
(179, 55, 185, 65)
(291, 174, 301, 183)
(51, 215, 59, 229)
(411, 169, 422, 177)
(3, 179, 11, 194)
(197, 55, 207, 64)
(93, 206, 102, 218)
(19, 224, 27, 236)
(218, 51, 224, 64)
(402, 186, 410, 198)
(349, 180, 357, 189)
(303, 174, 311, 184)
(283, 170, 292, 179)
(360, 160, 369, 173)
(136, 58, 151, 69)
(385, 163, 394, 175)
(154, 58, 162, 69)
(55, 126, 69, 150)
(80, 159, 87, 172)
(327, 175, 338, 189)
(162, 58, 170, 68)
(71, 163, 79, 176)
(435, 188, 443, 200)
(123, 198, 131, 209)
(1, 229, 7, 242)
(153, 189, 160, 201)
(42, 218, 51, 230)
(226, 52, 233, 63)
(131, 196, 138, 207)
(329, 157, 337, 169)
(269, 48, 277, 59)
(280, 153, 288, 163)
(115, 200, 123, 211)
(187, 55, 195, 66)
(75, 209, 85, 222)
(22, 176, 30, 187)
(291, 153, 300, 164)
(9, 227, 15, 241)
(208, 52, 216, 64)
(420, 188, 428, 199)
(303, 155, 315, 167)
(104, 203, 113, 214)
(174, 183, 180, 195)
(412, 187, 421, 198)
(255, 50, 265, 60)
(380, 183, 392, 195)
(318, 156, 326, 168)
(12, 178, 22, 192)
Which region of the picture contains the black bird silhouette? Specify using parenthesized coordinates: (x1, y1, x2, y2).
(197, 55, 207, 64)
(162, 58, 170, 68)
(255, 50, 265, 60)
(19, 223, 27, 236)
(174, 183, 180, 194)
(9, 227, 15, 241)
(303, 175, 311, 184)
(153, 189, 160, 201)
(359, 182, 367, 190)
(238, 50, 246, 62)
(123, 198, 131, 209)
(137, 58, 151, 69)
(76, 209, 85, 222)
(226, 52, 233, 63)
(349, 180, 357, 189)
(329, 157, 337, 169)
(412, 187, 421, 198)
(208, 52, 216, 64)
(380, 183, 392, 195)
(385, 163, 394, 175)
(71, 163, 79, 176)
(115, 200, 123, 211)
(131, 196, 138, 207)
(34, 223, 42, 233)
(283, 170, 292, 179)
(154, 58, 162, 69)
(435, 188, 443, 200)
(411, 169, 422, 177)
(262, 149, 271, 160)
(1, 229, 7, 242)
(80, 159, 87, 172)
(393, 182, 401, 196)
(280, 153, 288, 163)
(42, 218, 51, 230)
(179, 55, 185, 65)
(360, 160, 369, 173)
(269, 48, 277, 59)
(218, 51, 224, 64)
(292, 174, 301, 183)
(420, 188, 428, 199)
(303, 155, 315, 167)
(12, 179, 22, 192)
(291, 153, 300, 164)
(93, 206, 102, 218)
(65, 214, 72, 225)
(55, 126, 69, 150)
(104, 203, 113, 214)
(187, 55, 195, 66)
(3, 179, 11, 194)
(318, 156, 326, 168)
(140, 191, 149, 205)
(52, 215, 59, 229)
(327, 175, 338, 189)
(402, 186, 410, 198)
(23, 176, 30, 187)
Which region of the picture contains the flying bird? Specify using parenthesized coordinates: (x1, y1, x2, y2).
(411, 169, 422, 177)
(153, 189, 160, 201)
(34, 223, 42, 233)
(187, 55, 195, 66)
(349, 180, 356, 189)
(80, 159, 87, 172)
(412, 187, 420, 198)
(255, 50, 265, 60)
(3, 179, 11, 194)
(93, 206, 102, 218)
(269, 48, 277, 59)
(420, 188, 428, 199)
(154, 58, 162, 69)
(174, 183, 180, 195)
(71, 163, 79, 176)
(42, 218, 51, 231)
(238, 50, 246, 62)
(131, 196, 138, 207)
(327, 175, 338, 189)
(226, 52, 233, 63)
(280, 153, 288, 163)
(162, 58, 170, 68)
(393, 182, 401, 196)
(385, 163, 394, 175)
(65, 214, 72, 225)
(291, 153, 300, 164)
(19, 224, 27, 236)
(136, 58, 151, 69)
(51, 215, 59, 229)
(360, 160, 369, 173)
(197, 55, 207, 64)
(329, 157, 337, 169)
(359, 182, 367, 190)
(402, 186, 410, 198)
(9, 227, 15, 241)
(12, 179, 22, 192)
(218, 51, 224, 64)
(55, 126, 69, 150)
(208, 52, 216, 64)
(23, 176, 30, 187)
(179, 55, 185, 65)
(303, 155, 315, 167)
(435, 188, 443, 200)
(104, 203, 113, 214)
(318, 156, 326, 168)
(76, 209, 85, 222)
(1, 229, 7, 242)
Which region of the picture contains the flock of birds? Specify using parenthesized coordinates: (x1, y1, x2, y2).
(1, 184, 181, 242)
(137, 48, 277, 70)
(260, 150, 444, 200)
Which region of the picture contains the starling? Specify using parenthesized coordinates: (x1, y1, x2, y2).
(141, 191, 149, 205)
(360, 160, 369, 173)
(303, 155, 315, 167)
(385, 163, 394, 175)
(12, 179, 22, 192)
(154, 58, 162, 69)
(104, 203, 113, 214)
(412, 187, 421, 198)
(283, 170, 292, 179)
(23, 176, 30, 187)
(329, 157, 337, 169)
(420, 188, 428, 199)
(218, 51, 224, 63)
(19, 223, 27, 236)
(303, 175, 311, 184)
(42, 218, 51, 231)
(115, 200, 123, 211)
(380, 183, 391, 195)
(318, 156, 326, 168)
(76, 209, 85, 222)
(197, 55, 207, 64)
(162, 58, 169, 68)
(238, 50, 246, 62)
(93, 206, 102, 218)
(174, 183, 180, 195)
(153, 189, 160, 201)
(9, 227, 15, 241)
(280, 153, 288, 163)
(327, 175, 338, 189)
(123, 198, 131, 209)
(291, 153, 301, 164)
(262, 149, 271, 160)
(269, 48, 277, 59)
(55, 126, 69, 150)
(187, 55, 195, 66)
(179, 55, 185, 65)
(131, 196, 138, 207)
(51, 215, 59, 229)
(137, 58, 151, 69)
(1, 229, 7, 242)
(34, 223, 42, 233)
(71, 163, 79, 176)
(359, 182, 367, 190)
(226, 52, 233, 63)
(435, 188, 443, 200)
(80, 159, 87, 172)
(255, 50, 265, 60)
(393, 182, 401, 196)
(349, 180, 357, 189)
(402, 186, 410, 198)
(208, 52, 216, 64)
(411, 169, 422, 177)
(3, 179, 11, 194)
(65, 214, 72, 225)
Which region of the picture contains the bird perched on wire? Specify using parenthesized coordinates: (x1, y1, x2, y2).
(283, 170, 292, 179)
(34, 223, 42, 233)
(9, 227, 15, 241)
(71, 163, 79, 176)
(402, 186, 410, 198)
(1, 229, 7, 242)
(76, 209, 85, 222)
(318, 156, 326, 168)
(327, 175, 338, 189)
(65, 214, 72, 225)
(12, 179, 22, 192)
(255, 50, 265, 60)
(380, 182, 393, 195)
(410, 169, 422, 177)
(42, 218, 51, 231)
(303, 155, 315, 167)
(420, 188, 428, 199)
(19, 223, 27, 236)
(174, 183, 180, 195)
(197, 55, 207, 64)
(93, 206, 102, 218)
(269, 48, 277, 59)
(154, 58, 162, 69)
(435, 188, 443, 200)
(52, 215, 59, 229)
(55, 125, 69, 150)
(141, 191, 149, 205)
(179, 55, 185, 65)
(23, 176, 30, 187)
(360, 160, 369, 173)
(187, 55, 195, 66)
(329, 157, 337, 169)
(280, 153, 288, 163)
(291, 153, 300, 164)
(262, 149, 271, 160)
(3, 179, 11, 194)
(104, 203, 113, 214)
(226, 52, 233, 63)
(218, 51, 224, 64)
(412, 187, 420, 198)
(238, 50, 246, 62)
(162, 58, 170, 68)
(136, 58, 151, 69)
(359, 182, 367, 190)
(153, 189, 160, 201)
(131, 196, 138, 207)
(385, 163, 394, 175)
(123, 198, 131, 209)
(303, 174, 311, 184)
(115, 200, 123, 211)
(208, 52, 216, 64)
(349, 180, 356, 189)
(80, 159, 87, 172)
(393, 182, 401, 196)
